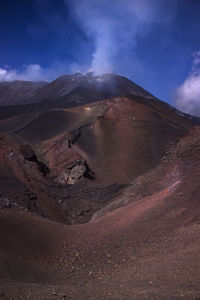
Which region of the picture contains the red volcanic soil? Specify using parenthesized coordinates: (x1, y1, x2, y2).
(0, 95, 200, 299)
(6, 95, 196, 183)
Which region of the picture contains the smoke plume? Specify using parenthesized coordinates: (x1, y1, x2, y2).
(1, 0, 177, 83)
(68, 0, 173, 76)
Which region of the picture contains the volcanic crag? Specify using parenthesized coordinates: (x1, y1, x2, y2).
(0, 73, 200, 300)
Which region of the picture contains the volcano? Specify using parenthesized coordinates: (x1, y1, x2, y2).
(0, 73, 200, 300)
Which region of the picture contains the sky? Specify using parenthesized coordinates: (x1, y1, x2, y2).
(0, 0, 200, 115)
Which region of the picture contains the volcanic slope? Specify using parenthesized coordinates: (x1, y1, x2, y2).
(0, 80, 47, 106)
(0, 73, 155, 119)
(0, 77, 200, 298)
(0, 92, 198, 225)
(1, 123, 200, 299)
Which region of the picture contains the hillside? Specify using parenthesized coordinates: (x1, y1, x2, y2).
(0, 74, 200, 299)
(0, 80, 47, 106)
(0, 73, 155, 119)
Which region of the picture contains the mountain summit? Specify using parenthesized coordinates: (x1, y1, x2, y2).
(0, 73, 154, 106)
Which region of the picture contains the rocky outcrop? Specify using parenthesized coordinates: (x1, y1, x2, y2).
(68, 162, 87, 185)
(20, 144, 49, 177)
(57, 160, 94, 185)
(57, 171, 70, 184)
(19, 144, 37, 161)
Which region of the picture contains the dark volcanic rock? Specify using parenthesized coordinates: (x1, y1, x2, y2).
(20, 144, 37, 161)
(20, 144, 49, 176)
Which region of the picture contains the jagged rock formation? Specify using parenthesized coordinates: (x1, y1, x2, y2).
(57, 160, 94, 185)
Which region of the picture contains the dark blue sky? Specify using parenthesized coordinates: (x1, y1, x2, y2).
(1, 0, 200, 108)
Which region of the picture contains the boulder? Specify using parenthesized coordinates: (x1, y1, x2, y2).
(68, 162, 86, 185)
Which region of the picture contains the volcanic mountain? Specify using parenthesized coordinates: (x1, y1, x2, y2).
(0, 80, 47, 106)
(0, 73, 155, 119)
(0, 73, 153, 105)
(0, 73, 200, 299)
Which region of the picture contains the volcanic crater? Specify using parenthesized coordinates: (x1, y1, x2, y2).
(0, 74, 200, 299)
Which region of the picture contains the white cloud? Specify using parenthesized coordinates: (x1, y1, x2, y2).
(0, 62, 90, 82)
(0, 69, 7, 76)
(0, 64, 45, 82)
(174, 51, 200, 117)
